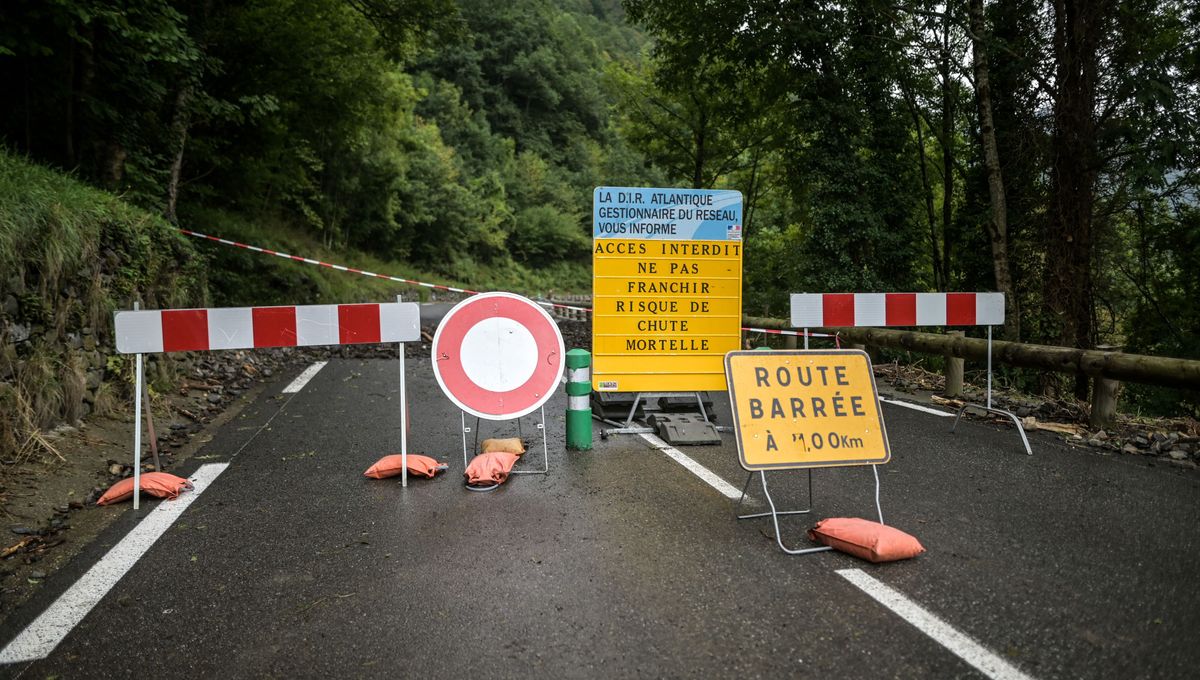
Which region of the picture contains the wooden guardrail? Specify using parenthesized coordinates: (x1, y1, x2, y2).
(541, 297, 1199, 390)
(545, 295, 591, 322)
(742, 315, 1200, 391)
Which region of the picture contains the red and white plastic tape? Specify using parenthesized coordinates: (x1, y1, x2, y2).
(175, 229, 601, 313)
(175, 228, 1001, 336)
(791, 293, 1005, 328)
(115, 302, 420, 354)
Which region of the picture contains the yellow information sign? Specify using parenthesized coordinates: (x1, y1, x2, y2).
(725, 350, 890, 470)
(592, 187, 743, 392)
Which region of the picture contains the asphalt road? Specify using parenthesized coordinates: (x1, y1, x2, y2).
(1, 354, 1198, 679)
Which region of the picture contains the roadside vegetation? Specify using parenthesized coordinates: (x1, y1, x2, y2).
(0, 0, 1197, 439)
(0, 149, 206, 455)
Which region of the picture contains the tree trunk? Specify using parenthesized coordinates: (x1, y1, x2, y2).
(65, 41, 76, 166)
(906, 91, 942, 290)
(969, 0, 1020, 341)
(165, 84, 194, 224)
(1047, 0, 1105, 398)
(168, 0, 214, 223)
(940, 8, 955, 289)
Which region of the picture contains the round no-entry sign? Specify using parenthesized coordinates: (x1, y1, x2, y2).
(432, 292, 565, 420)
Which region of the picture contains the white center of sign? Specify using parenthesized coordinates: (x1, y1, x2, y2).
(460, 317, 538, 392)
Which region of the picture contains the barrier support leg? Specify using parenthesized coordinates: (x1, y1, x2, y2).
(949, 326, 1033, 455)
(133, 351, 143, 511)
(132, 300, 143, 511)
(398, 342, 407, 488)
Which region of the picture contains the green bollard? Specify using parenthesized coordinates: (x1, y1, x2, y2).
(565, 349, 592, 450)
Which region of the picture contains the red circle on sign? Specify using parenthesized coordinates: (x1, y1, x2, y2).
(432, 292, 565, 420)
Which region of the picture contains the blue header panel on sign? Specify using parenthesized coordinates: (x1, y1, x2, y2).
(593, 187, 743, 241)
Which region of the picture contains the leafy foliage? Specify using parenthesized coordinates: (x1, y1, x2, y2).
(1, 0, 1197, 415)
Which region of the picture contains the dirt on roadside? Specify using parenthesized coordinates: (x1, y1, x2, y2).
(0, 347, 316, 626)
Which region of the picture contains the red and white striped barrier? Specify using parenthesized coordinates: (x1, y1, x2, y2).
(115, 302, 420, 354)
(789, 292, 1029, 455)
(114, 300, 422, 500)
(790, 292, 1005, 328)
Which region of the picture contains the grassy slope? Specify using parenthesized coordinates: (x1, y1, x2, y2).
(0, 149, 208, 452)
(0, 149, 589, 452)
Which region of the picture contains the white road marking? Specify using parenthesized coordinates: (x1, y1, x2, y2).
(880, 396, 954, 417)
(837, 569, 1036, 680)
(0, 464, 229, 665)
(282, 361, 327, 393)
(639, 432, 743, 500)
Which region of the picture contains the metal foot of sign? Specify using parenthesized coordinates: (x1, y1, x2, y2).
(738, 467, 885, 556)
(950, 404, 1033, 455)
(600, 391, 721, 439)
(749, 471, 832, 556)
(734, 469, 814, 520)
(460, 408, 550, 476)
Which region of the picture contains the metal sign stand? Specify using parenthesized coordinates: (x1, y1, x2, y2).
(600, 391, 731, 437)
(949, 325, 1033, 455)
(460, 407, 549, 476)
(735, 465, 885, 556)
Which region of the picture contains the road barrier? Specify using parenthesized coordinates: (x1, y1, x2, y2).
(115, 302, 419, 353)
(791, 292, 1030, 455)
(115, 300, 421, 505)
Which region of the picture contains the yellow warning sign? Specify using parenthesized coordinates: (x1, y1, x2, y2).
(725, 350, 890, 470)
(591, 186, 744, 393)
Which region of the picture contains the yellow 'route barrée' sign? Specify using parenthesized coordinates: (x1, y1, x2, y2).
(725, 350, 891, 470)
(592, 186, 743, 392)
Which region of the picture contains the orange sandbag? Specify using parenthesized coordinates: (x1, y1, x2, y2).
(464, 451, 520, 490)
(96, 472, 194, 506)
(363, 454, 448, 480)
(807, 517, 926, 563)
(481, 438, 525, 455)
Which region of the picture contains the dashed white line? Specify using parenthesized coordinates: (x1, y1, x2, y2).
(837, 569, 1036, 680)
(0, 464, 229, 665)
(639, 432, 743, 500)
(282, 361, 327, 393)
(880, 396, 954, 417)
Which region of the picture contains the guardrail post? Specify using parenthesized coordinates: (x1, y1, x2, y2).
(945, 331, 964, 398)
(1090, 344, 1122, 429)
(565, 349, 592, 450)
